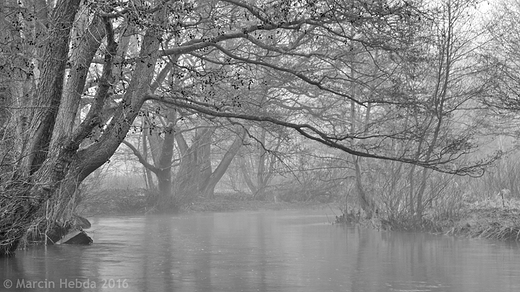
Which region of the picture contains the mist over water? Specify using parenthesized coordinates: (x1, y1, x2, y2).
(2, 210, 520, 292)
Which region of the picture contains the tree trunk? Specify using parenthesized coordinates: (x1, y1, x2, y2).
(239, 155, 258, 195)
(153, 116, 176, 210)
(0, 2, 164, 256)
(200, 127, 246, 198)
(21, 0, 81, 176)
(174, 127, 214, 203)
(255, 129, 267, 199)
(50, 15, 105, 149)
(142, 126, 156, 190)
(348, 35, 375, 218)
(353, 157, 376, 218)
(238, 128, 276, 199)
(0, 0, 82, 257)
(1, 0, 34, 173)
(155, 169, 173, 207)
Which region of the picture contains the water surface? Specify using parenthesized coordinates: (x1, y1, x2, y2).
(2, 209, 520, 291)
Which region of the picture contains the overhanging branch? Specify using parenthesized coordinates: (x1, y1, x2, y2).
(145, 92, 495, 175)
(122, 140, 161, 174)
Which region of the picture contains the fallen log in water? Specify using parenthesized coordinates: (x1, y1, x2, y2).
(55, 229, 92, 245)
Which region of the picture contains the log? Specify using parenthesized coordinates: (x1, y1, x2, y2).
(55, 230, 92, 245)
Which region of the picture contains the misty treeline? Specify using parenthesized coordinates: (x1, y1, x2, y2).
(0, 0, 519, 256)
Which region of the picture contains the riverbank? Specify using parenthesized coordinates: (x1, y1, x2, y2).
(79, 189, 335, 216)
(337, 198, 520, 242)
(80, 189, 520, 242)
(446, 199, 520, 241)
(184, 193, 332, 213)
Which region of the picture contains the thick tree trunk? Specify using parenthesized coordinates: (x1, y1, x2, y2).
(174, 127, 214, 203)
(0, 2, 164, 256)
(153, 116, 176, 210)
(0, 0, 33, 172)
(1, 129, 85, 255)
(126, 109, 177, 210)
(123, 121, 175, 211)
(50, 15, 105, 149)
(71, 14, 162, 182)
(21, 0, 81, 175)
(0, 0, 82, 257)
(200, 127, 245, 198)
(155, 169, 173, 207)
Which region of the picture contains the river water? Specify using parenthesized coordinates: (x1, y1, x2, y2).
(1, 209, 520, 292)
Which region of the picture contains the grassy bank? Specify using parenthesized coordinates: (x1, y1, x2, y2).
(79, 189, 332, 216)
(445, 199, 520, 241)
(337, 198, 520, 242)
(184, 195, 328, 213)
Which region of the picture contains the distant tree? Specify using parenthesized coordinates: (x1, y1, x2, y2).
(237, 125, 288, 199)
(350, 0, 494, 219)
(123, 108, 178, 208)
(481, 0, 520, 112)
(124, 107, 246, 210)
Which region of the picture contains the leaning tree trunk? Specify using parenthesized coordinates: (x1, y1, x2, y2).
(32, 15, 107, 231)
(0, 2, 164, 256)
(200, 127, 246, 198)
(46, 4, 164, 219)
(0, 0, 82, 256)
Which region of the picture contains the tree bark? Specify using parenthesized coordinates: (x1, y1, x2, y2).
(0, 0, 82, 256)
(21, 0, 82, 175)
(0, 0, 33, 172)
(50, 15, 105, 149)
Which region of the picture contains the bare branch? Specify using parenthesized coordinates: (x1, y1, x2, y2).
(146, 93, 492, 175)
(122, 140, 160, 174)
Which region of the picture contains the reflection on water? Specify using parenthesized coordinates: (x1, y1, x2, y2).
(2, 210, 520, 291)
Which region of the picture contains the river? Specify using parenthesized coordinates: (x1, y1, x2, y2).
(1, 209, 520, 291)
